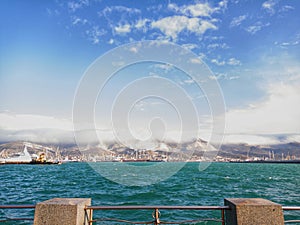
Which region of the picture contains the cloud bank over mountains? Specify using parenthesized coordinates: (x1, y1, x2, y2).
(1, 78, 299, 145)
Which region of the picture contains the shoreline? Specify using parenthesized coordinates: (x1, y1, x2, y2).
(229, 159, 300, 164)
(1, 160, 300, 164)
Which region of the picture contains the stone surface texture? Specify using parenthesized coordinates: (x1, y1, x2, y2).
(33, 198, 91, 225)
(224, 198, 284, 225)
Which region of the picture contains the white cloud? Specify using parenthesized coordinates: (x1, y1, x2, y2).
(146, 4, 163, 13)
(114, 24, 131, 34)
(182, 3, 215, 17)
(197, 20, 217, 33)
(71, 16, 88, 26)
(246, 25, 261, 34)
(0, 128, 75, 144)
(203, 56, 241, 67)
(230, 15, 247, 27)
(207, 43, 229, 49)
(153, 63, 173, 71)
(258, 53, 300, 82)
(101, 6, 141, 16)
(108, 39, 114, 44)
(286, 134, 300, 143)
(275, 33, 300, 48)
(217, 0, 228, 11)
(246, 22, 270, 35)
(68, 0, 89, 12)
(229, 76, 240, 80)
(208, 75, 218, 80)
(86, 26, 106, 44)
(227, 57, 241, 66)
(0, 112, 72, 131)
(198, 52, 207, 60)
(129, 46, 138, 53)
(214, 72, 240, 80)
(211, 59, 225, 66)
(189, 57, 202, 64)
(168, 2, 215, 17)
(262, 0, 277, 15)
(208, 36, 224, 41)
(182, 79, 195, 84)
(214, 72, 227, 80)
(223, 134, 281, 145)
(181, 43, 198, 51)
(167, 3, 180, 12)
(0, 113, 115, 144)
(135, 18, 149, 31)
(151, 16, 183, 39)
(280, 5, 294, 12)
(151, 16, 217, 40)
(225, 82, 300, 143)
(149, 72, 160, 78)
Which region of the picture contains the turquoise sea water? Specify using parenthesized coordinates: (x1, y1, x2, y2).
(0, 162, 299, 224)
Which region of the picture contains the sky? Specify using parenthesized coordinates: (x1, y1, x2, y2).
(0, 0, 300, 145)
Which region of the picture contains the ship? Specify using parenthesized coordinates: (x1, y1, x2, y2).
(0, 145, 60, 165)
(121, 159, 165, 163)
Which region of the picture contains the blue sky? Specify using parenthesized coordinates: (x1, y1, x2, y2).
(0, 0, 300, 145)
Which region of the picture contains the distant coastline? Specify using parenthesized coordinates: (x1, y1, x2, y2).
(1, 140, 300, 164)
(229, 159, 300, 164)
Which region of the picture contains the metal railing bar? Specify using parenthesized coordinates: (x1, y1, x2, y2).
(86, 205, 230, 210)
(285, 220, 300, 223)
(283, 206, 300, 224)
(0, 218, 34, 222)
(0, 204, 298, 225)
(91, 218, 223, 224)
(92, 218, 154, 224)
(221, 209, 225, 225)
(160, 218, 223, 224)
(0, 205, 36, 209)
(85, 207, 227, 225)
(283, 207, 300, 210)
(0, 204, 298, 210)
(0, 205, 36, 223)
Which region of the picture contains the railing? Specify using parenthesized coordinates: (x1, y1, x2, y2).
(0, 205, 35, 223)
(0, 204, 299, 224)
(283, 206, 300, 224)
(85, 205, 230, 225)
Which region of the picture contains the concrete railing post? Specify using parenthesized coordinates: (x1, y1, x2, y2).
(34, 198, 91, 225)
(224, 198, 284, 225)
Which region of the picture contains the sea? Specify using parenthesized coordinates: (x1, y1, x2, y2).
(0, 162, 299, 224)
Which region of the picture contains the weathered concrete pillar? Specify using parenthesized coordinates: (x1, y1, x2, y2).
(224, 198, 284, 225)
(34, 198, 91, 225)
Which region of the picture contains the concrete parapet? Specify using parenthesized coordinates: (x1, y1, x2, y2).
(33, 198, 91, 225)
(224, 198, 284, 225)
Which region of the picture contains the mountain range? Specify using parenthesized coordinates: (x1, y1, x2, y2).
(0, 140, 299, 161)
